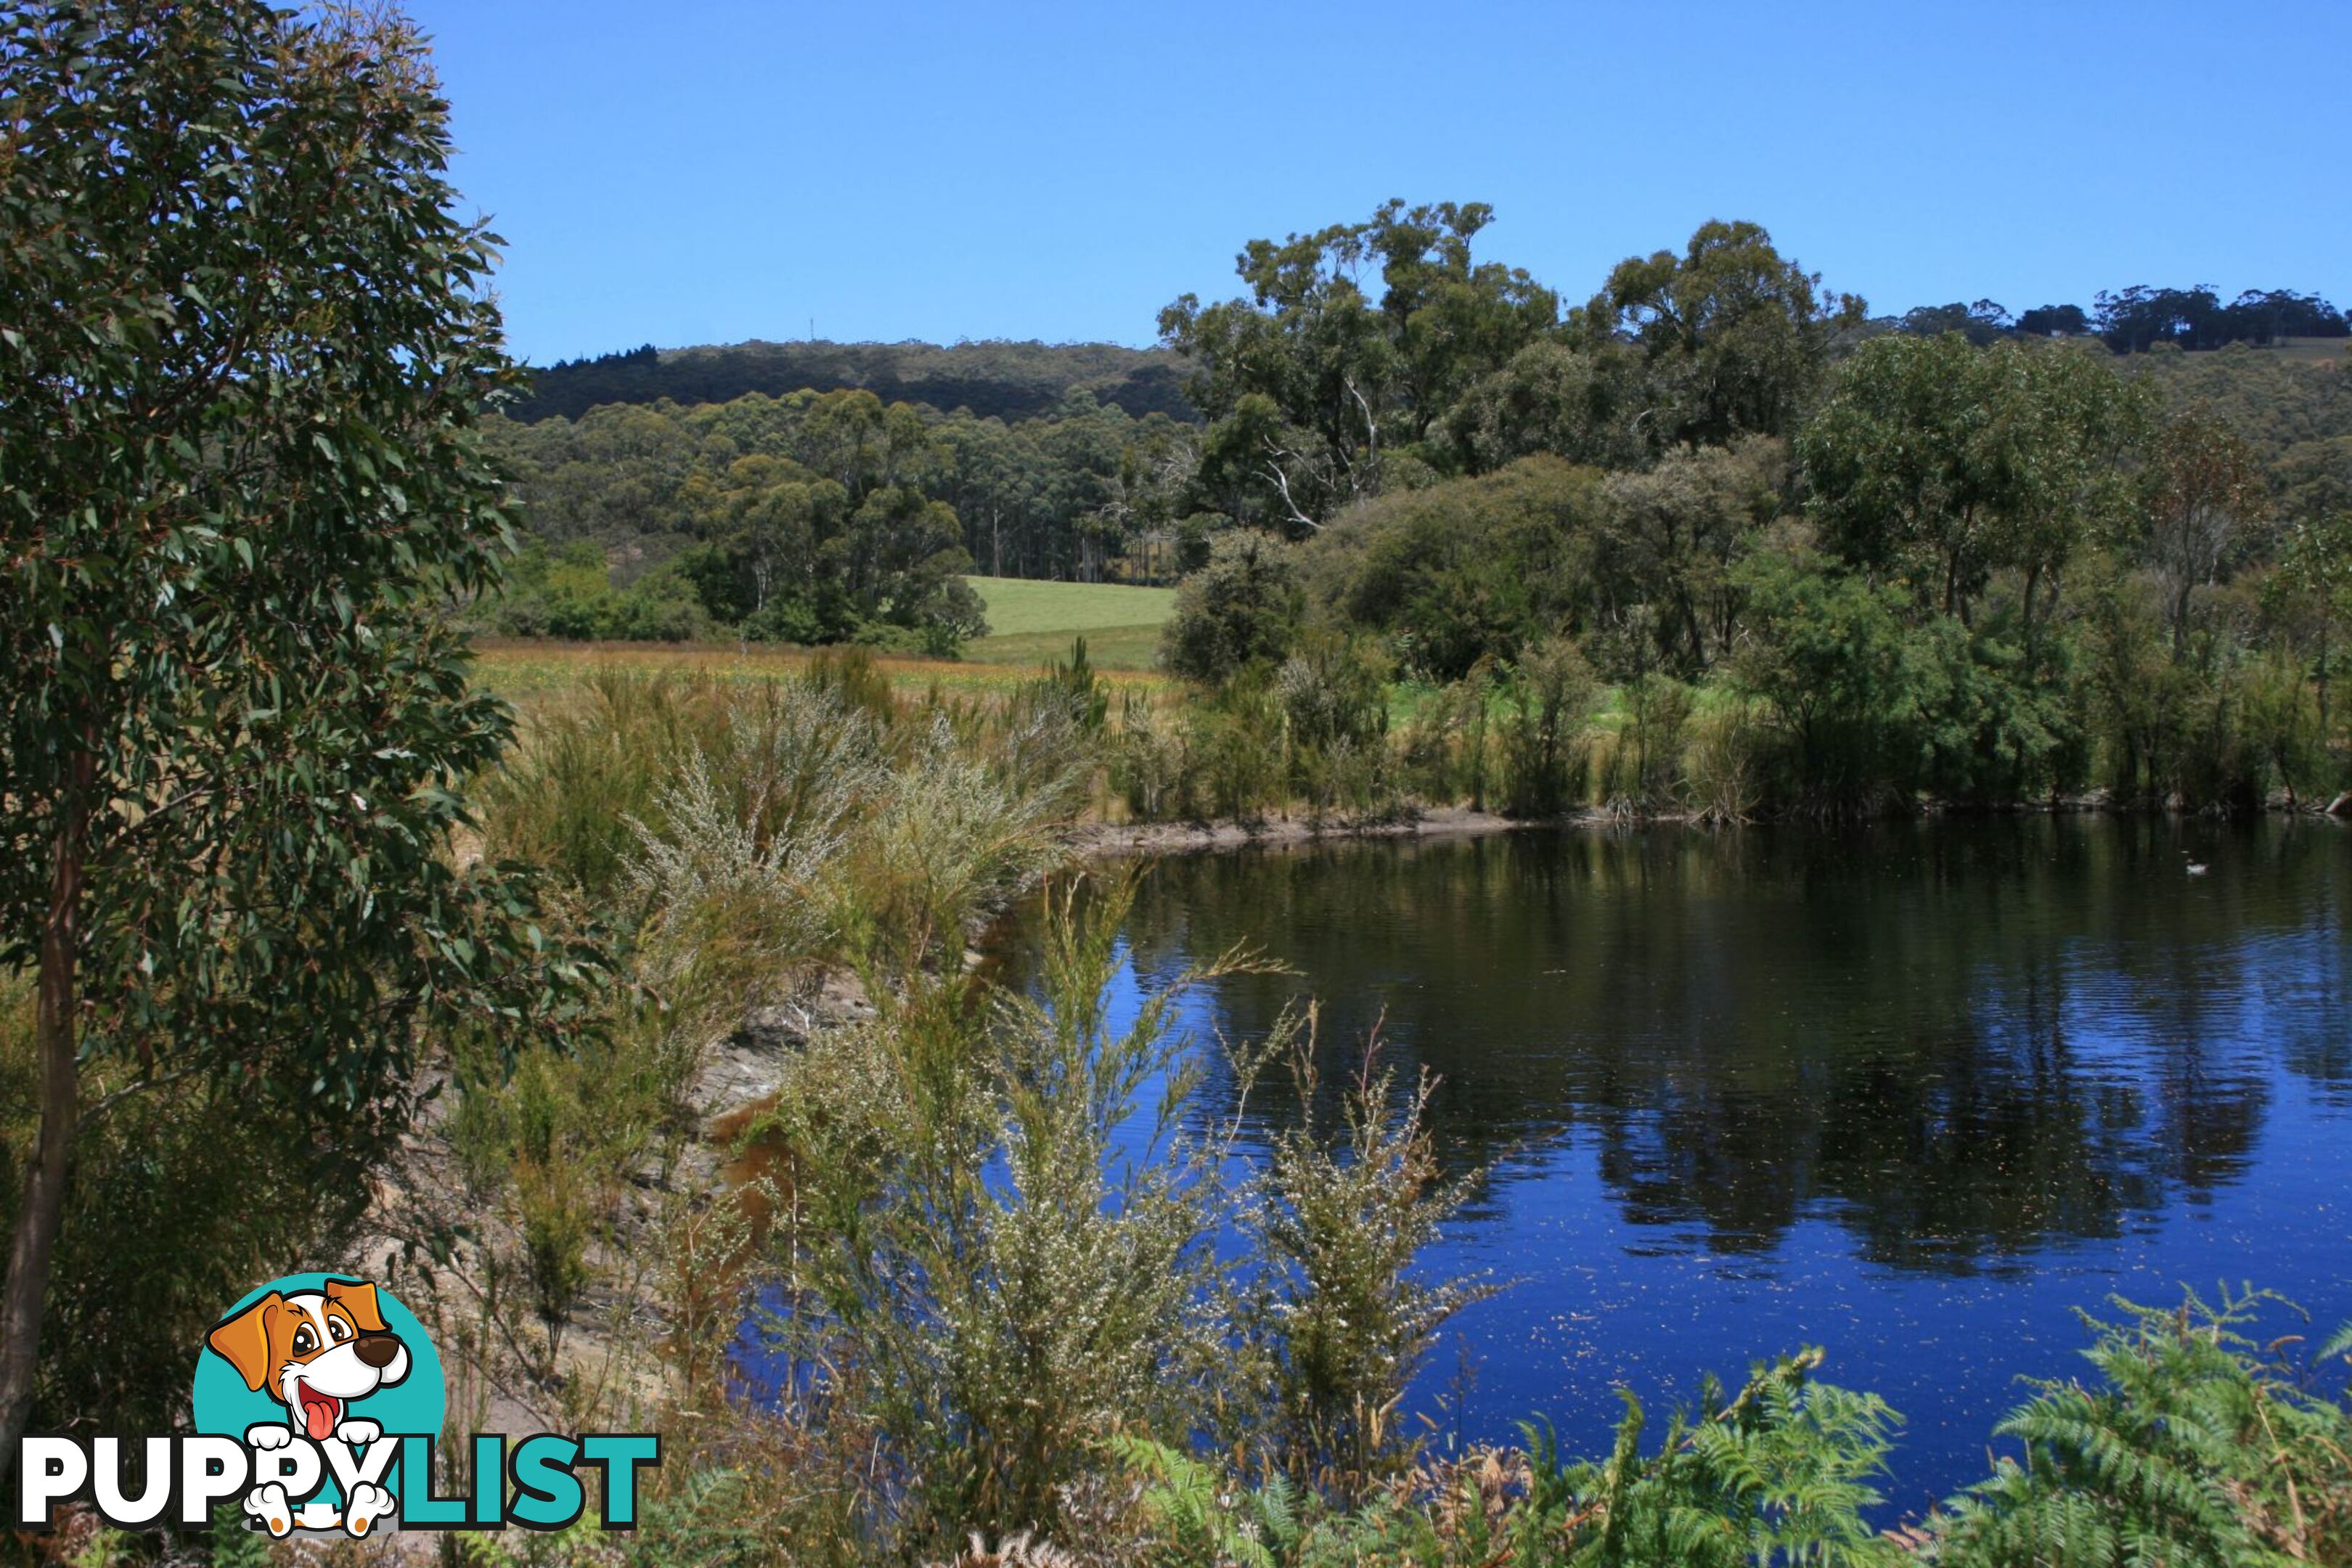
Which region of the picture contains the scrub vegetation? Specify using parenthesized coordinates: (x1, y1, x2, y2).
(4, 4, 2351, 1568)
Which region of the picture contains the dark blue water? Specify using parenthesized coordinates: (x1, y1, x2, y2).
(1010, 817, 2352, 1517)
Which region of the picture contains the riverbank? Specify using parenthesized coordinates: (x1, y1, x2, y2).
(1069, 804, 1530, 857)
(1068, 789, 2352, 862)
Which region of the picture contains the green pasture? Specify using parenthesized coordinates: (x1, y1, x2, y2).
(965, 575, 1174, 670)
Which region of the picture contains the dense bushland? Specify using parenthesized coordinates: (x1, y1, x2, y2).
(475, 201, 2349, 815)
(477, 205, 2349, 713)
(509, 340, 1196, 426)
(1147, 322, 2349, 817)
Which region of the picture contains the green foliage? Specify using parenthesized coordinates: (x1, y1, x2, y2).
(2142, 405, 2269, 658)
(0, 0, 603, 1445)
(1188, 681, 1290, 823)
(1591, 438, 1786, 679)
(477, 669, 754, 898)
(1588, 219, 1863, 449)
(484, 383, 1198, 637)
(1161, 200, 1560, 533)
(1906, 618, 2086, 806)
(1306, 457, 1606, 680)
(1802, 334, 2150, 627)
(1120, 1351, 1902, 1568)
(491, 542, 717, 642)
(756, 874, 1272, 1548)
(0, 1000, 391, 1435)
(1729, 553, 1928, 814)
(512, 338, 1194, 425)
(1445, 339, 1653, 475)
(1517, 1351, 1903, 1568)
(205, 1501, 277, 1568)
(1682, 697, 1768, 823)
(1396, 666, 1498, 809)
(1162, 532, 1307, 684)
(480, 388, 995, 650)
(1277, 637, 1399, 822)
(1244, 1016, 1493, 1497)
(1927, 1289, 2352, 1567)
(1500, 638, 1598, 817)
(1018, 637, 1112, 736)
(470, 202, 2345, 825)
(1120, 1434, 1309, 1568)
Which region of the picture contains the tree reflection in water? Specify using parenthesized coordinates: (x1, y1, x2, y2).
(995, 816, 2351, 1505)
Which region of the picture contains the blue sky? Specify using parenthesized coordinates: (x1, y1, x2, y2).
(400, 1, 2351, 368)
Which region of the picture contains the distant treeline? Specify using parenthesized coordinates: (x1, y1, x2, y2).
(507, 338, 1196, 424)
(1888, 286, 2348, 351)
(508, 286, 2345, 430)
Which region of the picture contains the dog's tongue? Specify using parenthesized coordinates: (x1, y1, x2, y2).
(298, 1384, 339, 1442)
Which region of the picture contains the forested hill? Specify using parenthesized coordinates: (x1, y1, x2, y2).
(509, 338, 1194, 424)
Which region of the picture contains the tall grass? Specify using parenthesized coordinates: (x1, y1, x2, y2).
(417, 657, 1100, 1513)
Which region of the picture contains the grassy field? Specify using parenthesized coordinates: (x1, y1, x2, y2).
(468, 574, 1177, 709)
(965, 574, 1174, 671)
(2269, 335, 2352, 364)
(470, 637, 1170, 713)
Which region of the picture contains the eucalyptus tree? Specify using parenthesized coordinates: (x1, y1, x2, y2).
(0, 0, 595, 1456)
(1801, 333, 2151, 631)
(1160, 200, 1558, 534)
(2277, 509, 2352, 748)
(1598, 436, 1787, 674)
(1588, 219, 1863, 450)
(2145, 407, 2268, 656)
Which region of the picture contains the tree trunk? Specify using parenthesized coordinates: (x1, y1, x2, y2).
(0, 755, 89, 1469)
(2316, 616, 2331, 757)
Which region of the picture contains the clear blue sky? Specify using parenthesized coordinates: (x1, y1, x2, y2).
(400, 0, 2351, 368)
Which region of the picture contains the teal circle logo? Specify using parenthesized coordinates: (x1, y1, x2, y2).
(192, 1269, 444, 1438)
(192, 1273, 444, 1534)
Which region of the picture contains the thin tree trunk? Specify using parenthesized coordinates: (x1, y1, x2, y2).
(0, 751, 91, 1467)
(2316, 616, 2330, 754)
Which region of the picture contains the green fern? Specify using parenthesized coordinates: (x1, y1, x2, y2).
(1925, 1286, 2352, 1567)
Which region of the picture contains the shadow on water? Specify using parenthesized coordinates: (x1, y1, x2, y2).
(993, 814, 2352, 1511)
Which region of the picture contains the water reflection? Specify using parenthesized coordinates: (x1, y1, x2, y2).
(1073, 819, 2345, 1278)
(990, 818, 2351, 1506)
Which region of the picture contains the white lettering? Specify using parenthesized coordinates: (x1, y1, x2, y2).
(254, 1437, 324, 1502)
(91, 1437, 172, 1527)
(16, 1437, 86, 1527)
(176, 1436, 250, 1527)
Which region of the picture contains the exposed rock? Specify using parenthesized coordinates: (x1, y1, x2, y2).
(689, 971, 875, 1122)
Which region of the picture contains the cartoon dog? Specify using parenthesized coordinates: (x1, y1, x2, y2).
(205, 1278, 409, 1538)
